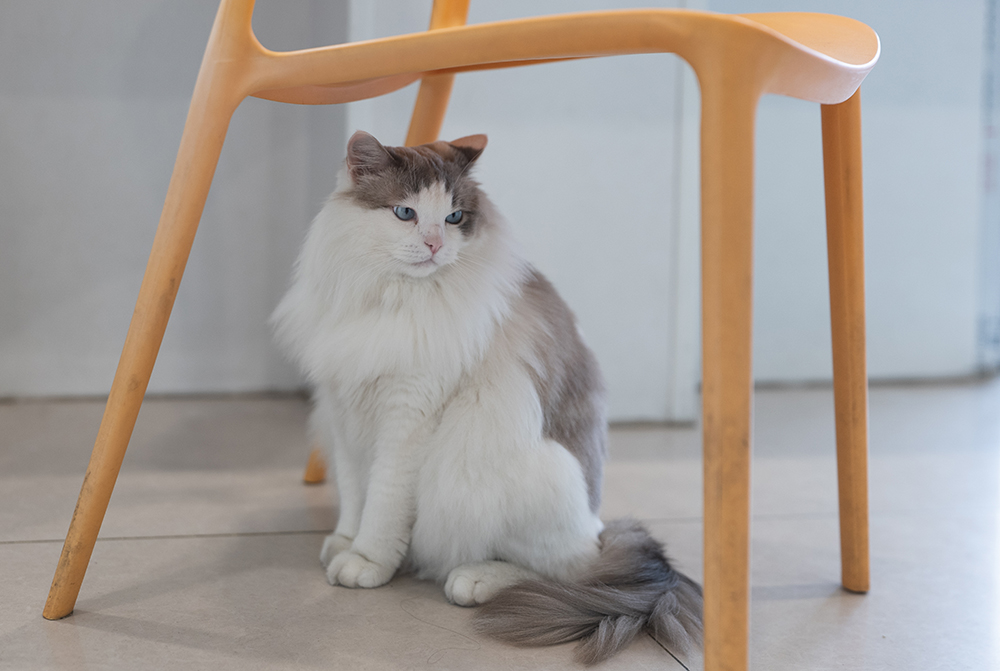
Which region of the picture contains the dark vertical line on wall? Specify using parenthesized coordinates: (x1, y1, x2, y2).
(664, 53, 687, 420)
(977, 0, 1000, 371)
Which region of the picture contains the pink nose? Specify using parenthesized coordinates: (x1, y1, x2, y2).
(424, 234, 442, 255)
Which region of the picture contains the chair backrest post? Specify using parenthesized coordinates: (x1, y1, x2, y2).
(429, 0, 471, 30)
(404, 0, 473, 145)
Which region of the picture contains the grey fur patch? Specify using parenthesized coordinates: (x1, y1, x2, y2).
(342, 132, 484, 238)
(474, 519, 703, 665)
(512, 269, 607, 511)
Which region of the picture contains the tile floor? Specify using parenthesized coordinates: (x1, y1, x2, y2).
(1, 381, 998, 670)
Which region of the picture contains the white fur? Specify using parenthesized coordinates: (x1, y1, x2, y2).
(272, 169, 602, 597)
(445, 561, 540, 606)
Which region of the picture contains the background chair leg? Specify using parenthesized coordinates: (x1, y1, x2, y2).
(406, 74, 458, 146)
(303, 447, 328, 484)
(699, 74, 759, 671)
(42, 50, 244, 620)
(821, 88, 871, 594)
(404, 0, 470, 145)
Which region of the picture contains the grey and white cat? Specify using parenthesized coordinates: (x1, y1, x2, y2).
(272, 131, 702, 664)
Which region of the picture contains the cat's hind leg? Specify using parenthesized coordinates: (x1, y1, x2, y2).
(445, 561, 540, 607)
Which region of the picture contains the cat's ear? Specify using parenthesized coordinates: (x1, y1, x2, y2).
(346, 131, 392, 177)
(449, 134, 487, 164)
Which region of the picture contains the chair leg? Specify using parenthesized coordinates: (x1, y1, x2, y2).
(405, 74, 458, 146)
(699, 76, 759, 671)
(42, 53, 244, 621)
(821, 88, 871, 594)
(404, 0, 470, 146)
(303, 447, 328, 484)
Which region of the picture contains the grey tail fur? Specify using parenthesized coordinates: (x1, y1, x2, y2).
(474, 519, 703, 665)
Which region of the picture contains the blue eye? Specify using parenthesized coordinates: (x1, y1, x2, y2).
(393, 206, 416, 221)
(445, 210, 463, 224)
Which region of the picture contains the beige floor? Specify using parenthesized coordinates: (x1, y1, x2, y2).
(1, 381, 998, 670)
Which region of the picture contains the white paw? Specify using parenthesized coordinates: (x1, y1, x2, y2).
(445, 562, 529, 606)
(320, 533, 354, 568)
(326, 550, 396, 588)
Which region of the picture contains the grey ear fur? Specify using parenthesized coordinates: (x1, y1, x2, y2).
(347, 130, 392, 176)
(450, 134, 488, 164)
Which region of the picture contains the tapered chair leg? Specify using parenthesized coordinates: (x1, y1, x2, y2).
(406, 75, 458, 146)
(303, 447, 328, 484)
(42, 2, 249, 620)
(821, 88, 871, 594)
(699, 72, 760, 671)
(404, 0, 470, 145)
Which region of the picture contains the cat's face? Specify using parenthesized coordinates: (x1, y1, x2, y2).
(342, 131, 488, 279)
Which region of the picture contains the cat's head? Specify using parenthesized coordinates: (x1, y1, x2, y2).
(340, 130, 488, 279)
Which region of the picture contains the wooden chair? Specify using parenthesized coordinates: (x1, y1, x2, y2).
(43, 2, 879, 669)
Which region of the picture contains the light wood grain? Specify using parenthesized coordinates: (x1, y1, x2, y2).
(822, 89, 871, 594)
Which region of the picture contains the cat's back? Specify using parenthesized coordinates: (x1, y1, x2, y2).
(505, 267, 608, 511)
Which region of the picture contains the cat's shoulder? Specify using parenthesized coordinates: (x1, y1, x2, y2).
(516, 266, 576, 328)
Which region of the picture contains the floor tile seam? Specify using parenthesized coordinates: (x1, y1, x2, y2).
(0, 511, 829, 545)
(647, 630, 691, 670)
(641, 510, 985, 523)
(639, 511, 841, 524)
(0, 528, 333, 546)
(6, 508, 959, 546)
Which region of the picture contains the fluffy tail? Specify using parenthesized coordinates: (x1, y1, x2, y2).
(474, 519, 703, 665)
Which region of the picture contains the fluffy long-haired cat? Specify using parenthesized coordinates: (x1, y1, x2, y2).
(272, 131, 702, 664)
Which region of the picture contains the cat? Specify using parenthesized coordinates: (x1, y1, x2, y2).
(271, 130, 702, 664)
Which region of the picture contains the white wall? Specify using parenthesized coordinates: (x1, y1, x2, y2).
(1, 1, 993, 423)
(347, 0, 701, 422)
(0, 1, 347, 397)
(348, 0, 997, 417)
(711, 0, 989, 382)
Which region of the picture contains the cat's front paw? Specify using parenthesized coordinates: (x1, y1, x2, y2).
(320, 533, 354, 568)
(326, 550, 396, 588)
